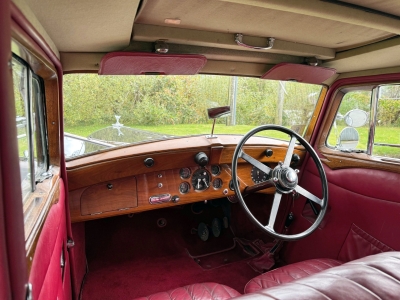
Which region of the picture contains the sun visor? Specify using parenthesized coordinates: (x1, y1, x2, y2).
(261, 63, 336, 84)
(99, 52, 207, 75)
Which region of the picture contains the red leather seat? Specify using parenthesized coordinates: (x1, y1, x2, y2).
(244, 258, 343, 293)
(134, 282, 241, 300)
(236, 252, 400, 300)
(134, 252, 400, 300)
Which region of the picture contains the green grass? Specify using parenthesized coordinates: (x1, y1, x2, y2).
(327, 125, 400, 158)
(65, 123, 400, 158)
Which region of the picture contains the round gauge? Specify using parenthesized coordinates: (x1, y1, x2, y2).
(212, 178, 223, 189)
(179, 182, 190, 194)
(211, 165, 221, 176)
(179, 167, 191, 179)
(251, 166, 269, 184)
(191, 169, 211, 191)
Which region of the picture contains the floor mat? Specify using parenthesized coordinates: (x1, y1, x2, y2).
(188, 238, 260, 270)
(83, 205, 260, 299)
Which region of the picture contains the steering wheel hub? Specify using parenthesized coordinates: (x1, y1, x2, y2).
(272, 165, 298, 192)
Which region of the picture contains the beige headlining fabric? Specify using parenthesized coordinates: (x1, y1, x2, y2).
(342, 0, 400, 17)
(15, 0, 400, 77)
(12, 0, 60, 58)
(136, 0, 394, 50)
(24, 0, 140, 52)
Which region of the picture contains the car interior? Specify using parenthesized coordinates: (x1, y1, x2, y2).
(2, 0, 400, 299)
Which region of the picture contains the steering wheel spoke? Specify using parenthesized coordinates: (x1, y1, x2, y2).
(295, 185, 323, 206)
(266, 192, 282, 230)
(239, 150, 272, 175)
(283, 135, 297, 167)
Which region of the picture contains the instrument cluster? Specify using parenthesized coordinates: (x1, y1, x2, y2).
(179, 164, 223, 194)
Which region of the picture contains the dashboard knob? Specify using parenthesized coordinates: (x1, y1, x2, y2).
(291, 154, 300, 166)
(144, 157, 154, 168)
(195, 152, 209, 166)
(171, 195, 180, 203)
(265, 149, 273, 157)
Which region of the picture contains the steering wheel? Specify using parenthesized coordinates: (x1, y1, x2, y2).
(231, 125, 328, 241)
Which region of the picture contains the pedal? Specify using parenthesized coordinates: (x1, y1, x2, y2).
(198, 222, 209, 241)
(211, 218, 222, 237)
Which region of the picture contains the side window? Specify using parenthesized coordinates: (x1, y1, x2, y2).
(373, 85, 400, 159)
(327, 85, 400, 161)
(12, 56, 48, 221)
(327, 90, 371, 152)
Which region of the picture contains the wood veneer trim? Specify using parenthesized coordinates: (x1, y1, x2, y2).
(320, 147, 400, 174)
(25, 174, 61, 274)
(315, 77, 400, 172)
(67, 141, 306, 191)
(66, 135, 295, 169)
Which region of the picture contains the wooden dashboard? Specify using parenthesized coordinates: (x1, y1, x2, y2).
(67, 135, 305, 222)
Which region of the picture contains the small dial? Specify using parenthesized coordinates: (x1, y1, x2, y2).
(179, 182, 190, 194)
(179, 167, 191, 179)
(211, 165, 221, 176)
(191, 169, 211, 191)
(251, 165, 270, 184)
(212, 178, 223, 189)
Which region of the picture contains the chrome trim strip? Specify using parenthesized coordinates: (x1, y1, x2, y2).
(374, 142, 400, 148)
(27, 69, 35, 192)
(367, 87, 379, 155)
(64, 132, 115, 148)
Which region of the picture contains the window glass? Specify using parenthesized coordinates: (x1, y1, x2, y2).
(63, 74, 322, 158)
(32, 77, 48, 177)
(327, 90, 371, 152)
(12, 56, 48, 207)
(373, 85, 400, 159)
(13, 58, 31, 202)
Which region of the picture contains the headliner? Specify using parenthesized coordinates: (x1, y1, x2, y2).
(12, 0, 400, 78)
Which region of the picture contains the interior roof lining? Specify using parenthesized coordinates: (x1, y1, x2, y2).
(325, 0, 400, 20)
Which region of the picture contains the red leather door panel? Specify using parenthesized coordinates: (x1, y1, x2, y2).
(29, 179, 71, 300)
(283, 159, 400, 264)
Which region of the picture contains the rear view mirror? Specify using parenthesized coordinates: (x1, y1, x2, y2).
(206, 106, 231, 138)
(207, 106, 231, 119)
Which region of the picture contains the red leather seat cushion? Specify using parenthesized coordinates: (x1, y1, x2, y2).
(134, 282, 241, 300)
(245, 258, 343, 293)
(236, 252, 400, 300)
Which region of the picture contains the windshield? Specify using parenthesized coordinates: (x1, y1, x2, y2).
(63, 74, 323, 159)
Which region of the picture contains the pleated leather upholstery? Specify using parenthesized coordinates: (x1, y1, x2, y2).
(245, 258, 343, 293)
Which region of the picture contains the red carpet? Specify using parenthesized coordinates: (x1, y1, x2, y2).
(82, 198, 275, 299)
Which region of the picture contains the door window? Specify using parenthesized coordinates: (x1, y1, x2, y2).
(327, 84, 400, 161)
(12, 56, 49, 228)
(373, 85, 400, 159)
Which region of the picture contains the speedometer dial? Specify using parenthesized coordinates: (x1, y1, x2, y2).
(251, 166, 269, 184)
(191, 169, 210, 191)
